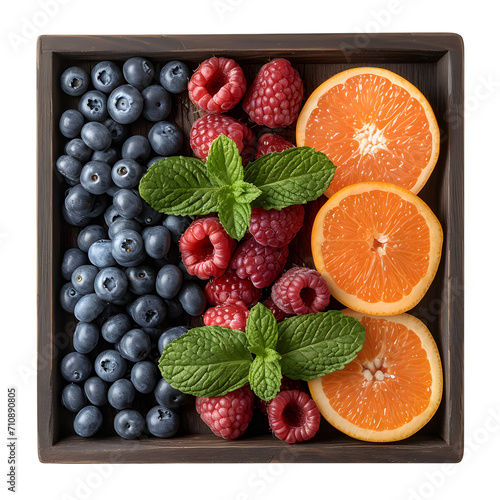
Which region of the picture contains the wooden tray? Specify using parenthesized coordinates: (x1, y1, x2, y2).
(37, 33, 464, 463)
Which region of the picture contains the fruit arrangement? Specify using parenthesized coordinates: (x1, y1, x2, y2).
(56, 55, 444, 446)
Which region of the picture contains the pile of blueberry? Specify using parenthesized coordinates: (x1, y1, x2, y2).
(57, 57, 205, 439)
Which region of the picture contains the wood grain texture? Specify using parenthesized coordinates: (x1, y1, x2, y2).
(37, 33, 464, 463)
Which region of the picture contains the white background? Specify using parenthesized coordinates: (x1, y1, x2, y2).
(0, 0, 497, 498)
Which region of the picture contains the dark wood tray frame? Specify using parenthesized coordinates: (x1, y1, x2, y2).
(37, 33, 464, 463)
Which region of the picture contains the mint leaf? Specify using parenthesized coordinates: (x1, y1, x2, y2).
(217, 187, 251, 241)
(276, 311, 366, 381)
(244, 147, 336, 210)
(205, 134, 244, 186)
(139, 157, 219, 215)
(245, 302, 278, 353)
(249, 348, 282, 402)
(158, 326, 253, 397)
(231, 180, 262, 205)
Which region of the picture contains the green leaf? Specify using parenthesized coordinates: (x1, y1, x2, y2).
(158, 326, 253, 397)
(205, 134, 244, 186)
(244, 147, 336, 210)
(276, 311, 366, 381)
(231, 180, 262, 205)
(245, 302, 278, 352)
(249, 349, 282, 402)
(217, 187, 251, 241)
(139, 157, 219, 216)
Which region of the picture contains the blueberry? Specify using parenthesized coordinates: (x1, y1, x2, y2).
(71, 264, 99, 294)
(74, 405, 103, 437)
(154, 378, 190, 409)
(111, 159, 142, 188)
(157, 326, 189, 354)
(73, 321, 100, 354)
(84, 377, 108, 406)
(91, 147, 119, 165)
(94, 349, 127, 383)
(61, 248, 88, 280)
(147, 156, 165, 169)
(148, 121, 183, 156)
(60, 66, 89, 96)
(123, 56, 154, 90)
(146, 406, 179, 438)
(101, 313, 133, 343)
(77, 225, 107, 253)
(164, 298, 183, 319)
(117, 329, 151, 362)
(62, 383, 87, 413)
(114, 409, 145, 439)
(80, 160, 113, 195)
(91, 61, 124, 94)
(121, 135, 151, 164)
(108, 218, 142, 240)
(103, 118, 129, 145)
(60, 282, 84, 313)
(104, 205, 123, 227)
(113, 189, 143, 220)
(59, 109, 85, 139)
(142, 226, 170, 260)
(62, 205, 93, 227)
(74, 293, 106, 323)
(163, 215, 193, 243)
(178, 282, 207, 316)
(88, 239, 117, 268)
(65, 138, 93, 163)
(78, 90, 108, 122)
(80, 121, 113, 152)
(130, 360, 157, 394)
(65, 184, 95, 215)
(111, 228, 145, 266)
(108, 84, 143, 124)
(56, 155, 82, 185)
(124, 265, 156, 295)
(86, 195, 107, 219)
(60, 352, 92, 383)
(94, 267, 128, 302)
(107, 379, 135, 410)
(135, 201, 163, 226)
(159, 60, 191, 94)
(127, 294, 167, 328)
(155, 264, 183, 299)
(142, 84, 172, 122)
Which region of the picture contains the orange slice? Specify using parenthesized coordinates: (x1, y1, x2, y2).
(311, 181, 443, 315)
(296, 67, 440, 197)
(309, 310, 443, 442)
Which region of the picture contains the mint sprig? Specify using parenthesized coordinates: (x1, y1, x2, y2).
(139, 135, 336, 240)
(158, 305, 365, 402)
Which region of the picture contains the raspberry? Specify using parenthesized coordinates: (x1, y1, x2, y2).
(261, 296, 291, 323)
(255, 133, 294, 159)
(203, 304, 249, 331)
(268, 390, 321, 443)
(243, 59, 304, 128)
(195, 385, 254, 439)
(188, 57, 246, 114)
(190, 114, 255, 162)
(179, 217, 236, 280)
(249, 205, 304, 248)
(255, 377, 303, 415)
(230, 237, 289, 289)
(205, 269, 262, 308)
(271, 267, 331, 315)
